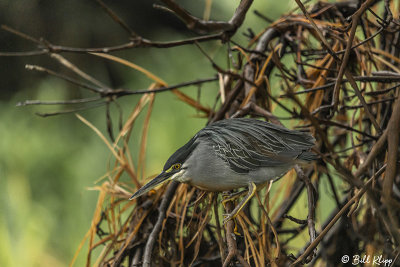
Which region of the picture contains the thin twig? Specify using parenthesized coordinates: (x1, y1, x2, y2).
(291, 165, 387, 266)
(143, 181, 179, 267)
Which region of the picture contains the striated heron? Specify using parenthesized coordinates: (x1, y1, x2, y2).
(129, 118, 316, 223)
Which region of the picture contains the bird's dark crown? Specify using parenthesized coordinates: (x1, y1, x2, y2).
(163, 135, 199, 171)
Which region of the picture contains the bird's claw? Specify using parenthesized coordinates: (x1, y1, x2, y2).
(222, 213, 234, 225)
(221, 189, 248, 207)
(222, 213, 241, 235)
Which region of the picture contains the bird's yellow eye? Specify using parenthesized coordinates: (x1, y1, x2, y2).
(166, 163, 182, 173)
(173, 163, 181, 170)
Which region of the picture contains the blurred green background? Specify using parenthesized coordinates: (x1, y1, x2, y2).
(0, 0, 301, 266)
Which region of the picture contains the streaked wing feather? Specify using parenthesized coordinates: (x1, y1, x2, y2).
(199, 118, 315, 173)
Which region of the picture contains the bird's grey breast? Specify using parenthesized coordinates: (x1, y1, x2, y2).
(183, 140, 246, 190)
(182, 139, 292, 191)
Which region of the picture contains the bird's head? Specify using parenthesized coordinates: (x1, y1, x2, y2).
(129, 135, 198, 200)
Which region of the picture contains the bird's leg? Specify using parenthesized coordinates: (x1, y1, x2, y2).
(221, 189, 248, 208)
(223, 182, 256, 225)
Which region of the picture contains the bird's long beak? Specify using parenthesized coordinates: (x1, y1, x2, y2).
(129, 171, 173, 200)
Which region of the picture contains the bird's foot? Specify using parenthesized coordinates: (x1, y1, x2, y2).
(221, 189, 248, 208)
(222, 213, 241, 235)
(222, 182, 257, 225)
(223, 212, 236, 225)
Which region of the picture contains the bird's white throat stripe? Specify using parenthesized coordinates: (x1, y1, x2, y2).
(170, 169, 189, 183)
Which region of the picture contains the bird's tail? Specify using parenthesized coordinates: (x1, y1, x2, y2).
(297, 151, 318, 162)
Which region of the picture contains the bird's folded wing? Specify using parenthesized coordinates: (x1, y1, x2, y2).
(200, 119, 315, 173)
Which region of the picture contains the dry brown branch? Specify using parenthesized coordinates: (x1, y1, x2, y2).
(159, 0, 253, 36)
(143, 181, 179, 267)
(292, 164, 388, 266)
(222, 200, 250, 267)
